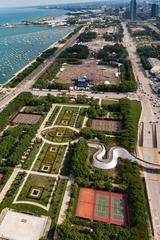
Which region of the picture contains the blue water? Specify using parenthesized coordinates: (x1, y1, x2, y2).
(0, 8, 74, 84)
(0, 8, 67, 24)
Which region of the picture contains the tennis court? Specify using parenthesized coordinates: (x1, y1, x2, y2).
(112, 198, 124, 221)
(76, 188, 128, 227)
(12, 113, 42, 125)
(95, 195, 109, 218)
(91, 119, 122, 134)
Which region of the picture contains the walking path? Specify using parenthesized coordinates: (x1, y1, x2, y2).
(89, 143, 160, 170)
(73, 107, 81, 128)
(82, 114, 88, 128)
(40, 125, 80, 146)
(57, 178, 73, 225)
(52, 106, 63, 126)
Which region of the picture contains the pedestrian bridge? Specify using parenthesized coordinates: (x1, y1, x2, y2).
(88, 143, 160, 170)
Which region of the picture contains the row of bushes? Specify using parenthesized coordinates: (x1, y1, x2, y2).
(119, 98, 141, 152)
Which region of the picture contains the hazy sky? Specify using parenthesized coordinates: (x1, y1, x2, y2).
(0, 0, 110, 8)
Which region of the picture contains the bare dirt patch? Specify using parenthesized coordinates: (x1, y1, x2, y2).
(56, 59, 119, 85)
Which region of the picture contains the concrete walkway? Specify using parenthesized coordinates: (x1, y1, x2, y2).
(57, 178, 73, 225)
(89, 143, 160, 170)
(40, 125, 80, 146)
(82, 114, 88, 128)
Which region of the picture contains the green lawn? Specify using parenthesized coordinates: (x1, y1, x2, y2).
(102, 99, 118, 107)
(18, 174, 55, 207)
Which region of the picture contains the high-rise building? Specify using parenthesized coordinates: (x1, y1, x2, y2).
(130, 0, 137, 20)
(151, 4, 158, 18)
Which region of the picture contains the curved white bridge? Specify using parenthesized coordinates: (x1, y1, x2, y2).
(88, 143, 160, 170)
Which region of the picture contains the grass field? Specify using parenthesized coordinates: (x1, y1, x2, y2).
(18, 174, 55, 207)
(33, 143, 66, 174)
(101, 99, 118, 107)
(55, 106, 79, 127)
(42, 127, 78, 143)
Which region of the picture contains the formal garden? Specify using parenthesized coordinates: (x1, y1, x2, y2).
(55, 106, 80, 127)
(0, 90, 148, 240)
(42, 126, 79, 144)
(33, 144, 67, 174)
(17, 174, 55, 207)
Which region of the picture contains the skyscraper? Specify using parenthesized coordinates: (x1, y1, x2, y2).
(130, 0, 137, 20)
(151, 4, 158, 18)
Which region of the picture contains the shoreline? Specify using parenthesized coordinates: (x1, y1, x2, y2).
(3, 29, 74, 88)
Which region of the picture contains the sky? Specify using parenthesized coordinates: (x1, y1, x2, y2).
(0, 0, 112, 8)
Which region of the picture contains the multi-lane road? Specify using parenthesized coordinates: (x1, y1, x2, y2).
(123, 22, 160, 240)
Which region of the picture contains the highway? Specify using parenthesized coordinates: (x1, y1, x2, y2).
(123, 22, 160, 240)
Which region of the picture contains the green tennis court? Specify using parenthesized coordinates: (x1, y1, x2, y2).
(112, 198, 124, 221)
(95, 195, 109, 218)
